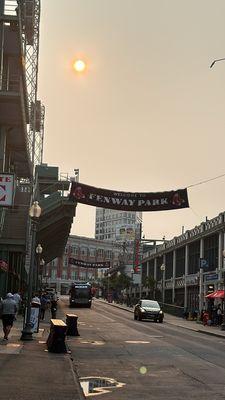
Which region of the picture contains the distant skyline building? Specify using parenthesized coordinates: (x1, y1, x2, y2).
(95, 208, 142, 242)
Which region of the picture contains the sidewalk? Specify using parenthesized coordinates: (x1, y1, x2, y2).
(99, 299, 225, 339)
(0, 307, 85, 400)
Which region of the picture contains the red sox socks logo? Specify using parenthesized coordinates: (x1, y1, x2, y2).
(0, 185, 6, 202)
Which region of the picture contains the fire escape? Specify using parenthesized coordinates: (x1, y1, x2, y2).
(0, 1, 75, 295)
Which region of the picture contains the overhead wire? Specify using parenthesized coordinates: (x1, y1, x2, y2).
(187, 172, 225, 189)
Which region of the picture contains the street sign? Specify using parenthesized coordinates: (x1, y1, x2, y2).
(0, 173, 15, 206)
(205, 273, 218, 282)
(199, 258, 209, 269)
(133, 273, 141, 284)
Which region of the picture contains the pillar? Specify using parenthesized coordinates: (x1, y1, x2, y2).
(172, 249, 176, 303)
(0, 127, 6, 171)
(199, 238, 204, 312)
(184, 244, 188, 309)
(218, 231, 224, 288)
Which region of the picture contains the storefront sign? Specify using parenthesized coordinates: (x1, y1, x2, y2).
(0, 173, 15, 206)
(132, 273, 141, 284)
(186, 274, 198, 286)
(69, 182, 189, 212)
(69, 258, 110, 269)
(205, 273, 218, 282)
(117, 226, 135, 241)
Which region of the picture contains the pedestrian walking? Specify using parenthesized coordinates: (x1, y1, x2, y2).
(217, 304, 223, 325)
(0, 293, 17, 341)
(50, 294, 58, 319)
(13, 291, 21, 318)
(40, 293, 49, 320)
(32, 293, 41, 306)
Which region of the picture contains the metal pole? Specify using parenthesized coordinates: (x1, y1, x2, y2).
(21, 220, 37, 340)
(107, 275, 109, 301)
(199, 267, 203, 314)
(221, 253, 225, 330)
(139, 223, 142, 299)
(0, 0, 5, 91)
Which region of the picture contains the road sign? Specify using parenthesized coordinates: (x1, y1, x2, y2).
(0, 173, 15, 206)
(205, 273, 218, 282)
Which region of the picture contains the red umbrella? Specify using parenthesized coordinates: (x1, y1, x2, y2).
(205, 290, 224, 299)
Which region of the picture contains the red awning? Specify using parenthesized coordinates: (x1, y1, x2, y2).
(205, 290, 224, 299)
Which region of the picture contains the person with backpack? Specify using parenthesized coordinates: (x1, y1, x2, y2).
(40, 293, 49, 320)
(0, 293, 17, 341)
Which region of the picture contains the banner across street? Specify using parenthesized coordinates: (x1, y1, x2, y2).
(69, 182, 189, 212)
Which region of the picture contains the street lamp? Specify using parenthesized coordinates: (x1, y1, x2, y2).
(221, 250, 225, 331)
(160, 264, 166, 307)
(210, 57, 225, 68)
(21, 201, 42, 341)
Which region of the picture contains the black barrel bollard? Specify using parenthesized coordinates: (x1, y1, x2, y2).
(46, 319, 67, 353)
(66, 314, 80, 336)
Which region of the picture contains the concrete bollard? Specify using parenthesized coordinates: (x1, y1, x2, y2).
(66, 314, 80, 336)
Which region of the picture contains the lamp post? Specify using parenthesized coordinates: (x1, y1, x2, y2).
(160, 264, 166, 307)
(107, 273, 111, 302)
(21, 201, 41, 341)
(39, 258, 45, 293)
(36, 243, 43, 291)
(221, 250, 225, 331)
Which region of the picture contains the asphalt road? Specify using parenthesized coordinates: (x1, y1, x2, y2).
(61, 297, 225, 399)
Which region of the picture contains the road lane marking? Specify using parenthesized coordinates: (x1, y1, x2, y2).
(125, 340, 150, 344)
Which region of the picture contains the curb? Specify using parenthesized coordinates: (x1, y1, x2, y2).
(98, 300, 225, 339)
(195, 329, 225, 339)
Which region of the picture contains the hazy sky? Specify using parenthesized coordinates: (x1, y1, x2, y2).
(38, 0, 225, 241)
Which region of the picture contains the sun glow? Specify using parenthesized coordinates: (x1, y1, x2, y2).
(73, 59, 86, 73)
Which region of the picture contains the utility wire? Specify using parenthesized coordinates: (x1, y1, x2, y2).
(187, 173, 225, 189)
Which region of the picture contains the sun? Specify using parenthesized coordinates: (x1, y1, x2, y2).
(73, 59, 86, 73)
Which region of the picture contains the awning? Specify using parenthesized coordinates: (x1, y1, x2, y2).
(205, 290, 224, 299)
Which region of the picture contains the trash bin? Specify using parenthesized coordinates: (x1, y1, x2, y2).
(47, 319, 67, 353)
(66, 314, 80, 336)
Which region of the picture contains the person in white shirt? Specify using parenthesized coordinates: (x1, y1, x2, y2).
(13, 292, 21, 318)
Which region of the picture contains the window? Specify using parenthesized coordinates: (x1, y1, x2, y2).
(156, 256, 163, 281)
(189, 241, 200, 274)
(165, 252, 173, 279)
(90, 248, 96, 257)
(204, 234, 219, 271)
(98, 249, 104, 258)
(51, 270, 57, 279)
(176, 247, 185, 277)
(62, 270, 67, 279)
(71, 270, 77, 280)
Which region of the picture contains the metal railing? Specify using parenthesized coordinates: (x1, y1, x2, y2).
(1, 73, 20, 92)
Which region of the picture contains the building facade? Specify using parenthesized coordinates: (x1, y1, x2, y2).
(45, 235, 132, 294)
(141, 212, 225, 313)
(0, 3, 75, 298)
(95, 208, 142, 242)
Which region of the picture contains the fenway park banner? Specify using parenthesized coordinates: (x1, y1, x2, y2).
(69, 182, 189, 212)
(69, 258, 110, 269)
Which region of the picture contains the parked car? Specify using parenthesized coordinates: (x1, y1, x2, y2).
(134, 299, 164, 322)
